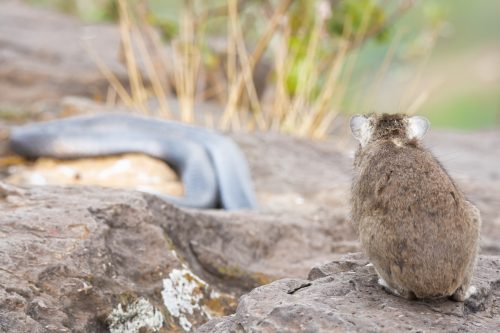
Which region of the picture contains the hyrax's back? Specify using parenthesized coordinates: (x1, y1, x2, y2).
(350, 113, 480, 300)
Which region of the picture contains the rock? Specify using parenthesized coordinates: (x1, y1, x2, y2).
(197, 253, 500, 333)
(153, 208, 356, 293)
(0, 181, 355, 332)
(5, 153, 184, 197)
(0, 184, 236, 332)
(0, 1, 126, 109)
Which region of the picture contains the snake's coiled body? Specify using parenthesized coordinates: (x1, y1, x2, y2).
(9, 113, 257, 210)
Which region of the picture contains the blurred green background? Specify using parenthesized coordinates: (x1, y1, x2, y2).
(27, 0, 500, 130)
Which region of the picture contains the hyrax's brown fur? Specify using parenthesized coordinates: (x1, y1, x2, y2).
(350, 113, 481, 301)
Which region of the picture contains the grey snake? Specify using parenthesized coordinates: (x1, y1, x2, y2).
(9, 113, 257, 210)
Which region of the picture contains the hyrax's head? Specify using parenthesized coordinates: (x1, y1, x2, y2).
(350, 113, 429, 148)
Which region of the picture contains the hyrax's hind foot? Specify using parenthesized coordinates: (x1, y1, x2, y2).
(377, 277, 416, 300)
(450, 285, 477, 302)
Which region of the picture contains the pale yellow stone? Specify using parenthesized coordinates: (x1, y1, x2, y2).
(6, 153, 184, 196)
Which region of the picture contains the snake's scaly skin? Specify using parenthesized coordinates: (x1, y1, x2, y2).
(9, 113, 257, 210)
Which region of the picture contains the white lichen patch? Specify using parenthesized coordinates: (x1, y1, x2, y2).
(161, 268, 211, 332)
(108, 297, 164, 333)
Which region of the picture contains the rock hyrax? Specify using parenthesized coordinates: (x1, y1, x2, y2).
(349, 113, 481, 301)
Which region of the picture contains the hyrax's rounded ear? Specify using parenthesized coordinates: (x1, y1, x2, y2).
(407, 116, 429, 140)
(350, 115, 369, 143)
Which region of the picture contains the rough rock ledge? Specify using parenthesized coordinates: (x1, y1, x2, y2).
(197, 253, 500, 333)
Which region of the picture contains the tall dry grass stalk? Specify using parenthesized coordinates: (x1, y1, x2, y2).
(268, 1, 372, 138)
(171, 0, 202, 123)
(220, 0, 292, 131)
(83, 0, 173, 117)
(88, 0, 415, 139)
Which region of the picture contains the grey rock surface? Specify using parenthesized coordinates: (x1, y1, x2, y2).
(0, 1, 126, 109)
(197, 253, 500, 333)
(0, 184, 236, 333)
(0, 180, 355, 332)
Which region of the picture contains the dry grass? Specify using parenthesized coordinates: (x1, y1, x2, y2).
(87, 0, 417, 139)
